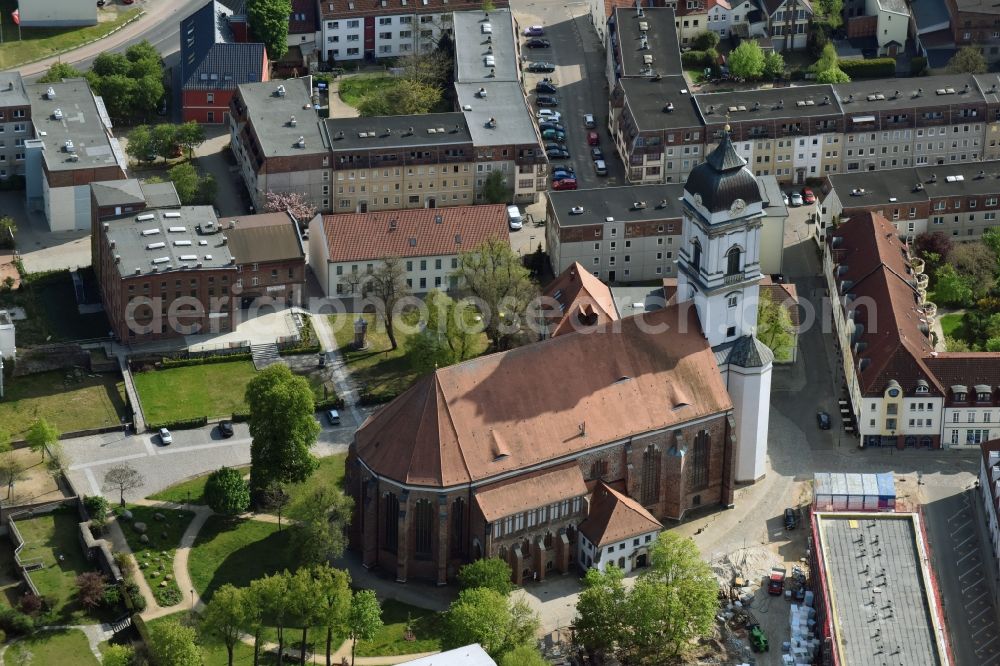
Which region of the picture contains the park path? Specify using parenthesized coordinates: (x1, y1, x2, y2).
(105, 516, 161, 617)
(326, 76, 362, 120)
(0, 624, 111, 664)
(312, 314, 365, 428)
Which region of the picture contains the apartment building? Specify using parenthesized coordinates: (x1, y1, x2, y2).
(307, 204, 509, 297)
(218, 212, 307, 307)
(947, 0, 1000, 61)
(844, 0, 909, 56)
(672, 0, 710, 45)
(317, 0, 508, 62)
(607, 6, 682, 85)
(0, 72, 29, 180)
(819, 160, 1000, 241)
(229, 77, 331, 214)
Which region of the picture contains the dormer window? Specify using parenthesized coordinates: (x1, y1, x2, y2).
(915, 381, 929, 395)
(955, 393, 967, 402)
(979, 392, 992, 402)
(976, 385, 993, 402)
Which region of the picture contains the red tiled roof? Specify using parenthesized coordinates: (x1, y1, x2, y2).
(542, 262, 619, 337)
(474, 463, 588, 522)
(579, 482, 662, 547)
(319, 205, 509, 263)
(290, 0, 317, 34)
(319, 0, 509, 19)
(759, 275, 800, 327)
(354, 303, 731, 487)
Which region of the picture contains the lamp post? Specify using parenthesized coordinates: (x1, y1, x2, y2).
(190, 588, 195, 609)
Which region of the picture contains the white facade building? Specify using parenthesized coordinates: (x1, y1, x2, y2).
(0, 310, 14, 360)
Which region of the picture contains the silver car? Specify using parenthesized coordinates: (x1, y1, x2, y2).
(159, 427, 173, 445)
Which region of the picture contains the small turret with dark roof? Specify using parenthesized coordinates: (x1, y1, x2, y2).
(684, 127, 763, 215)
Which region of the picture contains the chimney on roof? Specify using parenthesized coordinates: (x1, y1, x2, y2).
(389, 218, 397, 230)
(579, 421, 586, 437)
(221, 235, 228, 245)
(289, 115, 296, 127)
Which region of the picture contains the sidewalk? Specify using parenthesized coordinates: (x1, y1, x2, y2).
(312, 314, 366, 428)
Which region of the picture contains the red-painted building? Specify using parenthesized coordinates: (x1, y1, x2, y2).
(180, 0, 269, 124)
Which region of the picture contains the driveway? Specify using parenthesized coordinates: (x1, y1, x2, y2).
(0, 190, 91, 273)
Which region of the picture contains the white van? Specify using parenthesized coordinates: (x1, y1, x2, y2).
(507, 205, 523, 230)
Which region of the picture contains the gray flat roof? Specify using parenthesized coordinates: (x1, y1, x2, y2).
(105, 207, 235, 278)
(456, 82, 537, 146)
(548, 184, 685, 229)
(140, 181, 182, 209)
(816, 513, 946, 666)
(834, 74, 985, 111)
(236, 77, 327, 158)
(757, 175, 788, 217)
(91, 180, 145, 207)
(613, 7, 682, 78)
(453, 9, 518, 83)
(694, 84, 843, 123)
(326, 112, 472, 151)
(27, 79, 126, 173)
(620, 76, 701, 131)
(610, 286, 666, 317)
(877, 0, 910, 14)
(829, 159, 1000, 203)
(0, 72, 27, 109)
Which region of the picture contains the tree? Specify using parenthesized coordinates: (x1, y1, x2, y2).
(452, 239, 539, 350)
(812, 43, 850, 83)
(0, 452, 27, 502)
(151, 123, 178, 161)
(168, 162, 201, 205)
(133, 75, 165, 117)
(481, 171, 511, 204)
(92, 52, 131, 78)
(174, 121, 206, 160)
(125, 40, 163, 77)
(76, 572, 106, 609)
(983, 228, 1000, 260)
(264, 191, 318, 221)
(693, 31, 719, 51)
(103, 463, 144, 506)
(757, 290, 794, 362)
(252, 572, 293, 666)
(309, 564, 352, 666)
(348, 590, 383, 666)
(148, 618, 201, 666)
(500, 646, 548, 666)
(125, 125, 156, 164)
(728, 41, 765, 80)
(816, 66, 851, 83)
(38, 62, 83, 83)
(204, 467, 251, 515)
(100, 644, 134, 666)
(457, 558, 513, 596)
(574, 565, 629, 660)
(198, 173, 218, 205)
(246, 0, 292, 61)
(201, 584, 247, 666)
(244, 577, 270, 666)
(290, 486, 353, 565)
(365, 257, 410, 351)
(763, 51, 785, 79)
(25, 418, 58, 461)
(246, 364, 319, 496)
(405, 290, 481, 374)
(817, 0, 843, 27)
(915, 232, 953, 272)
(950, 242, 996, 296)
(357, 79, 442, 117)
(288, 567, 323, 665)
(0, 215, 16, 249)
(88, 74, 138, 120)
(443, 588, 539, 659)
(949, 46, 988, 74)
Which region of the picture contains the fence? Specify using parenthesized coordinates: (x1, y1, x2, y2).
(7, 499, 75, 598)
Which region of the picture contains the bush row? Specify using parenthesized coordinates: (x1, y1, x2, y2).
(837, 58, 896, 79)
(315, 396, 345, 411)
(359, 389, 403, 406)
(146, 416, 208, 431)
(681, 50, 709, 69)
(231, 410, 250, 423)
(279, 344, 322, 356)
(159, 352, 252, 368)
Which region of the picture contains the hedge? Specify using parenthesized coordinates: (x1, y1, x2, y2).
(315, 396, 345, 411)
(911, 56, 928, 76)
(279, 344, 322, 356)
(132, 612, 150, 644)
(146, 416, 208, 431)
(837, 58, 896, 79)
(359, 389, 403, 406)
(681, 50, 708, 68)
(231, 410, 250, 423)
(159, 352, 252, 368)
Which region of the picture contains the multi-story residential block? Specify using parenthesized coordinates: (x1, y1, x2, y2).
(180, 0, 269, 124)
(18, 0, 96, 27)
(947, 0, 1000, 61)
(230, 77, 331, 214)
(588, 0, 651, 42)
(843, 0, 909, 56)
(606, 6, 682, 85)
(819, 160, 1000, 241)
(0, 72, 29, 180)
(24, 80, 127, 232)
(317, 0, 508, 62)
(288, 0, 319, 50)
(307, 204, 509, 297)
(218, 213, 306, 307)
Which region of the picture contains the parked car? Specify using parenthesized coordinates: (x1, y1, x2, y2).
(587, 131, 600, 146)
(218, 421, 234, 438)
(159, 427, 173, 445)
(789, 192, 803, 207)
(784, 507, 799, 530)
(545, 141, 565, 151)
(526, 61, 556, 73)
(594, 159, 608, 176)
(536, 109, 561, 122)
(817, 411, 831, 430)
(525, 38, 550, 48)
(326, 409, 341, 426)
(552, 178, 578, 190)
(591, 146, 604, 160)
(782, 191, 789, 206)
(546, 147, 570, 159)
(535, 81, 557, 94)
(801, 187, 816, 205)
(583, 113, 596, 128)
(539, 122, 565, 132)
(542, 128, 566, 141)
(552, 167, 575, 180)
(536, 95, 559, 107)
(524, 25, 545, 36)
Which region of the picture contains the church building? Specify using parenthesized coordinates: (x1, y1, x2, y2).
(344, 131, 774, 585)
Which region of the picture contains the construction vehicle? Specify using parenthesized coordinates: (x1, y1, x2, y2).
(749, 624, 769, 652)
(767, 566, 787, 596)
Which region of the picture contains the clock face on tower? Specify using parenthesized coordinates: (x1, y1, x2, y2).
(729, 198, 746, 216)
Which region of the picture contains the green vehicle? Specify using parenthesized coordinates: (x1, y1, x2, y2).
(542, 128, 566, 141)
(749, 625, 769, 652)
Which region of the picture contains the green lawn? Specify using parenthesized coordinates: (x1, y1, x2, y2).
(0, 370, 126, 439)
(5, 629, 99, 666)
(0, 1, 141, 70)
(148, 465, 251, 505)
(338, 74, 400, 108)
(133, 361, 258, 424)
(188, 517, 297, 601)
(285, 454, 347, 521)
(0, 270, 111, 346)
(117, 505, 195, 608)
(940, 312, 966, 338)
(13, 508, 114, 623)
(355, 599, 445, 658)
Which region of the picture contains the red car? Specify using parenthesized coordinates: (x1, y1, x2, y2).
(552, 178, 578, 191)
(587, 131, 600, 146)
(801, 188, 816, 205)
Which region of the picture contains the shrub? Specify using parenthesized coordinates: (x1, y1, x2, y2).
(231, 410, 251, 423)
(693, 31, 719, 51)
(76, 571, 107, 609)
(278, 344, 323, 356)
(681, 50, 708, 69)
(204, 467, 251, 515)
(103, 584, 122, 608)
(84, 495, 110, 521)
(132, 613, 151, 644)
(114, 552, 134, 577)
(0, 607, 34, 636)
(155, 585, 183, 607)
(315, 396, 345, 411)
(911, 56, 928, 76)
(145, 416, 208, 431)
(18, 593, 42, 615)
(128, 587, 147, 613)
(158, 352, 252, 368)
(837, 58, 896, 79)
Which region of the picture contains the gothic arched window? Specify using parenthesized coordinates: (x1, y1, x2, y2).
(692, 239, 703, 272)
(383, 493, 399, 555)
(414, 499, 433, 560)
(641, 445, 661, 505)
(450, 498, 466, 557)
(691, 431, 710, 490)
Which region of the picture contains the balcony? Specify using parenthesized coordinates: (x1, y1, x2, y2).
(916, 273, 929, 290)
(723, 271, 745, 285)
(910, 257, 925, 274)
(921, 302, 937, 319)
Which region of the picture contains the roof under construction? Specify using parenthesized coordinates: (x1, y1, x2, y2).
(814, 512, 950, 666)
